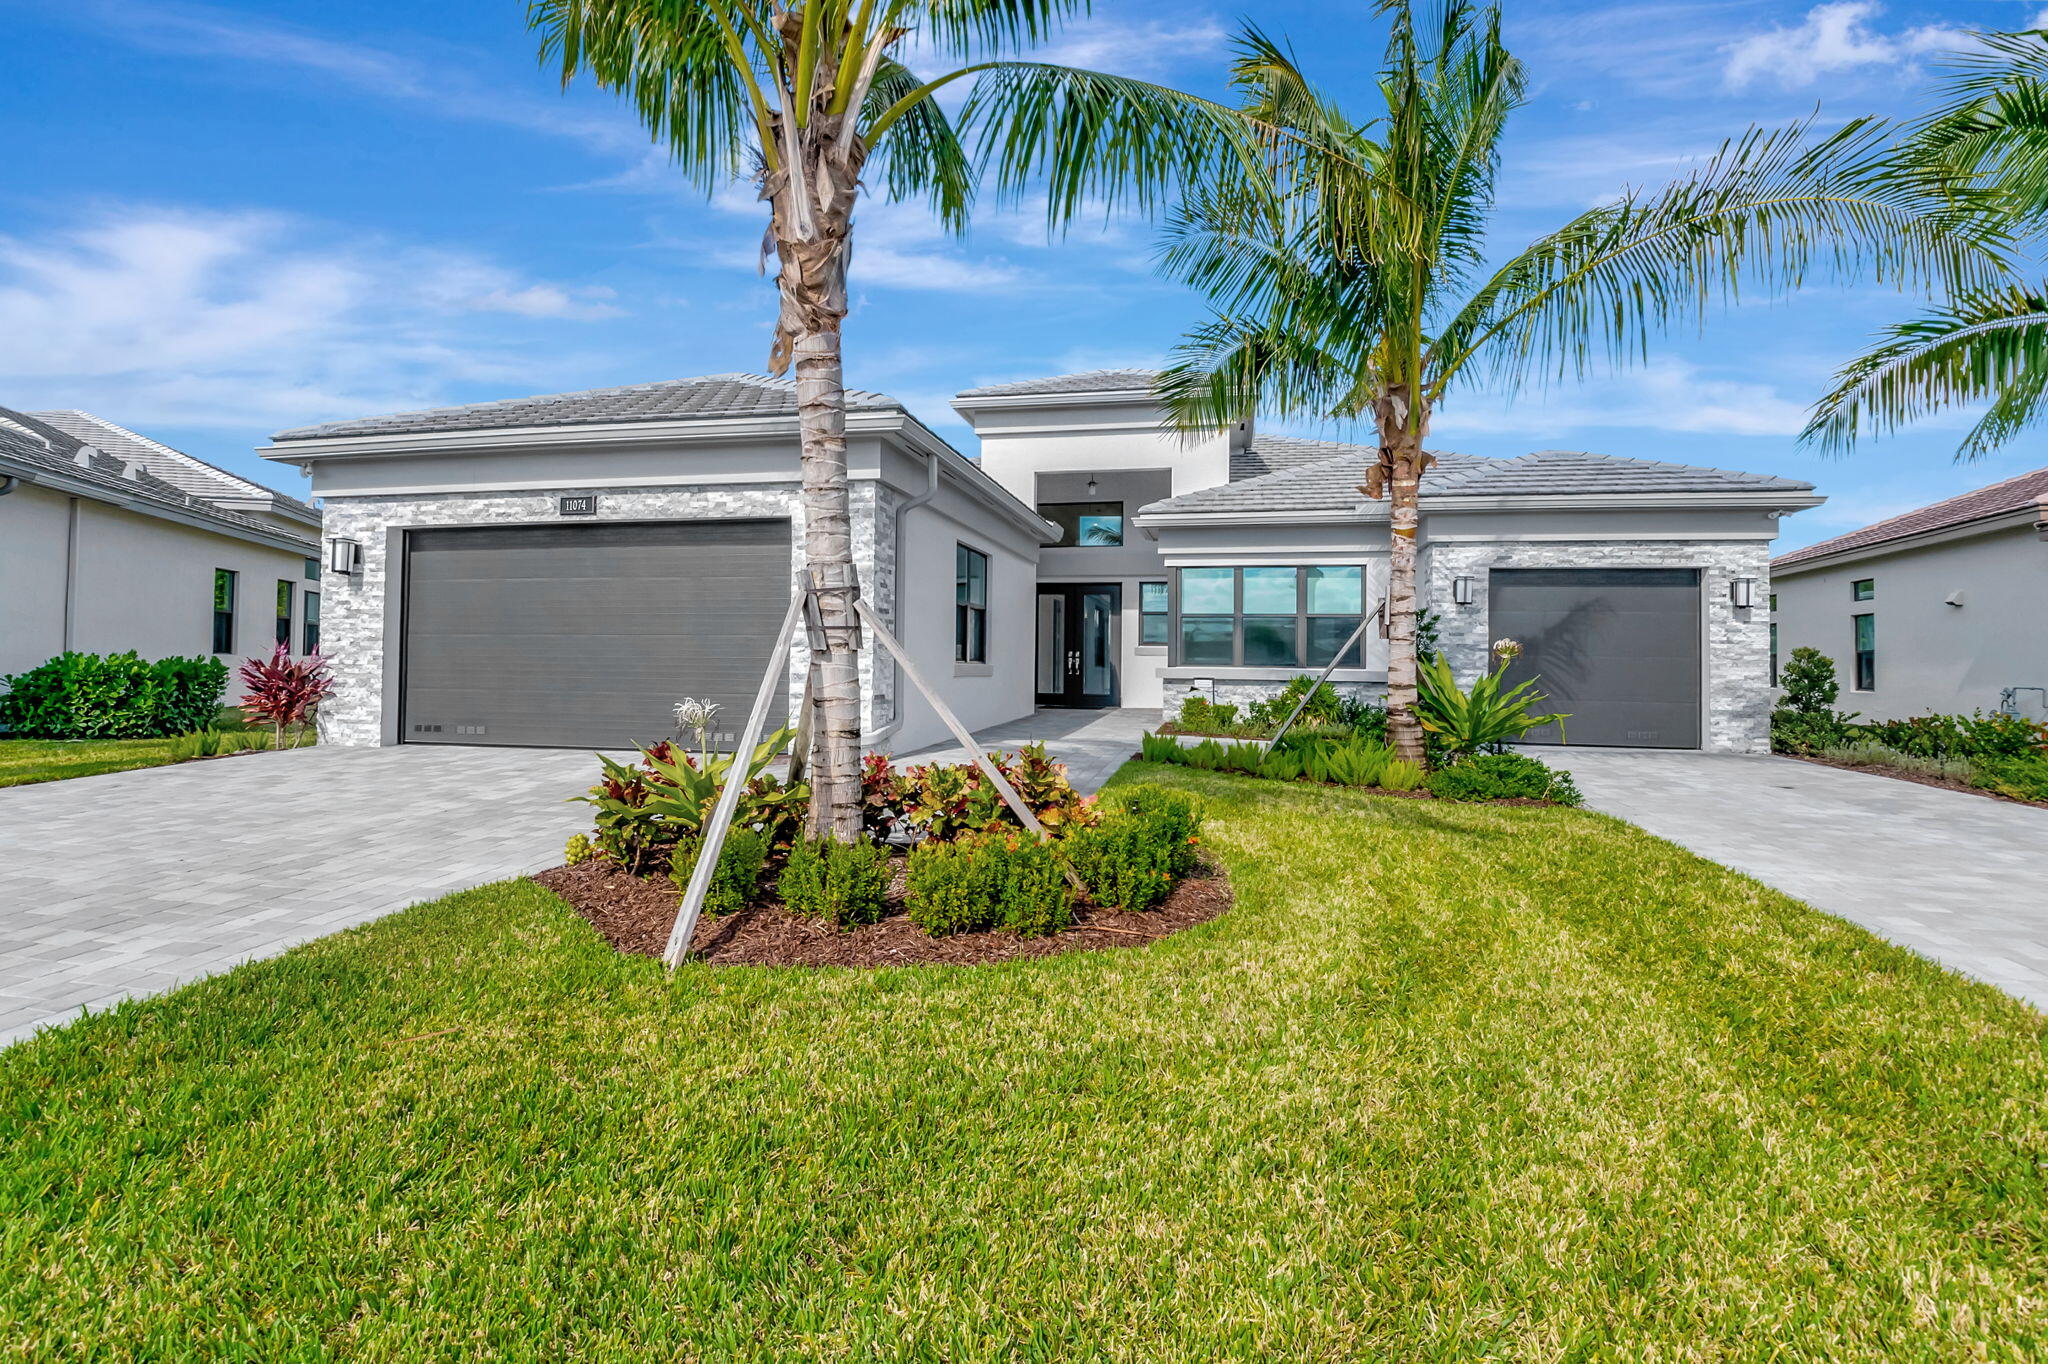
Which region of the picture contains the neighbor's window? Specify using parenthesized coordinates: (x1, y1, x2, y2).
(1139, 581, 1169, 646)
(955, 544, 989, 663)
(1851, 578, 1874, 601)
(1174, 566, 1369, 669)
(1769, 592, 1778, 612)
(1769, 622, 1779, 687)
(303, 556, 319, 581)
(212, 569, 237, 654)
(303, 590, 321, 655)
(1040, 501, 1125, 547)
(275, 580, 294, 648)
(1853, 613, 1876, 690)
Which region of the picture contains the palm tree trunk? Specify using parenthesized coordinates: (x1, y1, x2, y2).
(1377, 410, 1428, 768)
(790, 324, 864, 841)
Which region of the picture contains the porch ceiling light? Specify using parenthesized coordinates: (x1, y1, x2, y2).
(1451, 576, 1477, 606)
(328, 538, 362, 575)
(1730, 576, 1757, 609)
(1085, 475, 1099, 496)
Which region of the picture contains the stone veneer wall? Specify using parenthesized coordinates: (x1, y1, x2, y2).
(317, 482, 897, 748)
(1421, 538, 1773, 754)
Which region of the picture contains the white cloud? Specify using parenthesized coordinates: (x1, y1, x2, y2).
(1030, 18, 1231, 79)
(1434, 359, 1813, 440)
(0, 206, 620, 430)
(1723, 2, 1969, 90)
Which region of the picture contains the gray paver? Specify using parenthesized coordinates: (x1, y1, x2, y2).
(1545, 747, 2048, 1009)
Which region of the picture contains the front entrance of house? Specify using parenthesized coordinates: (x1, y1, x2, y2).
(1035, 582, 1121, 708)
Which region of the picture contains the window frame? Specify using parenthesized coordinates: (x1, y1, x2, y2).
(1037, 500, 1126, 548)
(1851, 578, 1874, 601)
(275, 579, 294, 649)
(1138, 580, 1169, 647)
(1853, 613, 1876, 691)
(212, 569, 237, 655)
(303, 556, 320, 582)
(955, 543, 989, 664)
(1171, 565, 1371, 669)
(303, 589, 321, 656)
(1769, 621, 1779, 687)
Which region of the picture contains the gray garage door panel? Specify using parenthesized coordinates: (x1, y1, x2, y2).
(402, 521, 790, 749)
(1488, 567, 1701, 749)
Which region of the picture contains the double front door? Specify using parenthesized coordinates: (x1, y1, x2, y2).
(1035, 583, 1120, 708)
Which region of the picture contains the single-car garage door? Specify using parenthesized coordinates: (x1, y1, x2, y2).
(401, 520, 790, 749)
(1488, 568, 1701, 749)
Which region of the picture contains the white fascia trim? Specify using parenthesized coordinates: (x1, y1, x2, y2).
(1155, 553, 1387, 567)
(259, 408, 892, 460)
(0, 456, 317, 556)
(1772, 506, 2041, 575)
(1135, 508, 1382, 528)
(1422, 530, 1783, 543)
(317, 472, 805, 498)
(950, 388, 1157, 415)
(1422, 491, 1826, 513)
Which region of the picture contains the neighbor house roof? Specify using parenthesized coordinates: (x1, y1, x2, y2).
(1139, 443, 1814, 518)
(272, 373, 900, 441)
(1774, 465, 2048, 569)
(0, 406, 316, 551)
(30, 408, 318, 526)
(953, 368, 1160, 401)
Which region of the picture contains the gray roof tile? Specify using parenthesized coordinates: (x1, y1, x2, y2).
(31, 408, 315, 518)
(955, 368, 1160, 400)
(272, 373, 899, 441)
(1140, 441, 1811, 517)
(0, 406, 314, 549)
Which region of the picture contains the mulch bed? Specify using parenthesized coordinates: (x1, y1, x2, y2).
(529, 854, 1234, 968)
(1790, 755, 2048, 810)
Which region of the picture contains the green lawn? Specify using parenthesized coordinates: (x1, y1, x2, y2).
(3, 765, 2044, 1359)
(0, 723, 312, 787)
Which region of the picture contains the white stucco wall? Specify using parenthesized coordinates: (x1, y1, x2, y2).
(0, 480, 319, 701)
(1773, 522, 2048, 721)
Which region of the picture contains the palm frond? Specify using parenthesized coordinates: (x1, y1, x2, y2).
(862, 57, 973, 231)
(1910, 28, 2048, 224)
(1804, 285, 2048, 459)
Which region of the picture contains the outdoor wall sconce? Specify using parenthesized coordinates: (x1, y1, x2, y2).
(1729, 577, 1757, 609)
(1452, 576, 1477, 606)
(328, 538, 362, 575)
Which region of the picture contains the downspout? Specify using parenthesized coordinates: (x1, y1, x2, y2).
(62, 497, 80, 652)
(881, 449, 943, 734)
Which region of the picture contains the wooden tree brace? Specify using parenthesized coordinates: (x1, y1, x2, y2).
(1265, 599, 1387, 750)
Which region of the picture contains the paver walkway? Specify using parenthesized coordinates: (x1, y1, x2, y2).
(890, 708, 1159, 793)
(0, 745, 593, 1047)
(1544, 747, 2048, 1009)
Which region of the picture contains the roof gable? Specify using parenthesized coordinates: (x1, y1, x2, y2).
(1774, 465, 2048, 568)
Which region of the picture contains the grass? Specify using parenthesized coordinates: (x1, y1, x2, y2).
(3, 764, 2045, 1360)
(0, 722, 313, 788)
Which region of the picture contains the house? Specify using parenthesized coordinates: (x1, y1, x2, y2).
(1772, 467, 2048, 722)
(0, 405, 323, 698)
(264, 369, 1822, 755)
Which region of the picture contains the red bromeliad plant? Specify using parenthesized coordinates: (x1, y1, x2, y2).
(237, 643, 334, 750)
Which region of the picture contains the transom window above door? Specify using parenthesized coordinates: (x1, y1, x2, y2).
(1175, 566, 1369, 668)
(1039, 501, 1124, 547)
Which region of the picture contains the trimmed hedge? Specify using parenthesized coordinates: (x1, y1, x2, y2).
(779, 835, 893, 926)
(1426, 752, 1583, 806)
(0, 652, 228, 739)
(669, 827, 770, 917)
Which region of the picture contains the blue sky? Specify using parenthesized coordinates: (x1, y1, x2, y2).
(5, 0, 2046, 550)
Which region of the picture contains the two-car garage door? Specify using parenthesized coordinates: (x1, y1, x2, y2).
(401, 521, 790, 749)
(1489, 568, 1702, 749)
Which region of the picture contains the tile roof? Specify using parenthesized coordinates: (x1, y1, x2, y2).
(1774, 465, 2048, 568)
(30, 408, 316, 520)
(0, 405, 315, 550)
(1140, 442, 1813, 517)
(1231, 433, 1375, 481)
(954, 368, 1161, 400)
(272, 373, 900, 441)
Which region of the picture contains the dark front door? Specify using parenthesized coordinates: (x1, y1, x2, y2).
(1488, 567, 1702, 749)
(1035, 583, 1121, 708)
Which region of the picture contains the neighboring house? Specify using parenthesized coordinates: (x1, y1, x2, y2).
(0, 405, 323, 701)
(1772, 467, 2048, 723)
(266, 369, 1822, 755)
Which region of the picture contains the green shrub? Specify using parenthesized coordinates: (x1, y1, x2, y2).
(1107, 787, 1203, 877)
(1770, 647, 1859, 755)
(1182, 739, 1227, 771)
(1219, 741, 1265, 775)
(997, 837, 1073, 936)
(1253, 674, 1344, 730)
(1861, 711, 2048, 760)
(670, 827, 770, 916)
(1172, 695, 1241, 734)
(563, 833, 595, 866)
(0, 652, 227, 739)
(779, 835, 894, 926)
(1819, 742, 1975, 783)
(1064, 819, 1175, 913)
(1378, 758, 1426, 792)
(1974, 753, 2048, 803)
(1257, 747, 1305, 782)
(905, 836, 1008, 935)
(1415, 651, 1567, 755)
(1771, 708, 1858, 756)
(1140, 732, 1189, 765)
(1339, 698, 1390, 743)
(1426, 752, 1583, 806)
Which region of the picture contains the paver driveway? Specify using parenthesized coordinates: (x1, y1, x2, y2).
(0, 745, 594, 1047)
(1545, 747, 2048, 1008)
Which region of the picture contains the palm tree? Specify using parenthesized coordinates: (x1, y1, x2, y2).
(1158, 1, 1995, 765)
(1807, 27, 2045, 459)
(530, 0, 1248, 837)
